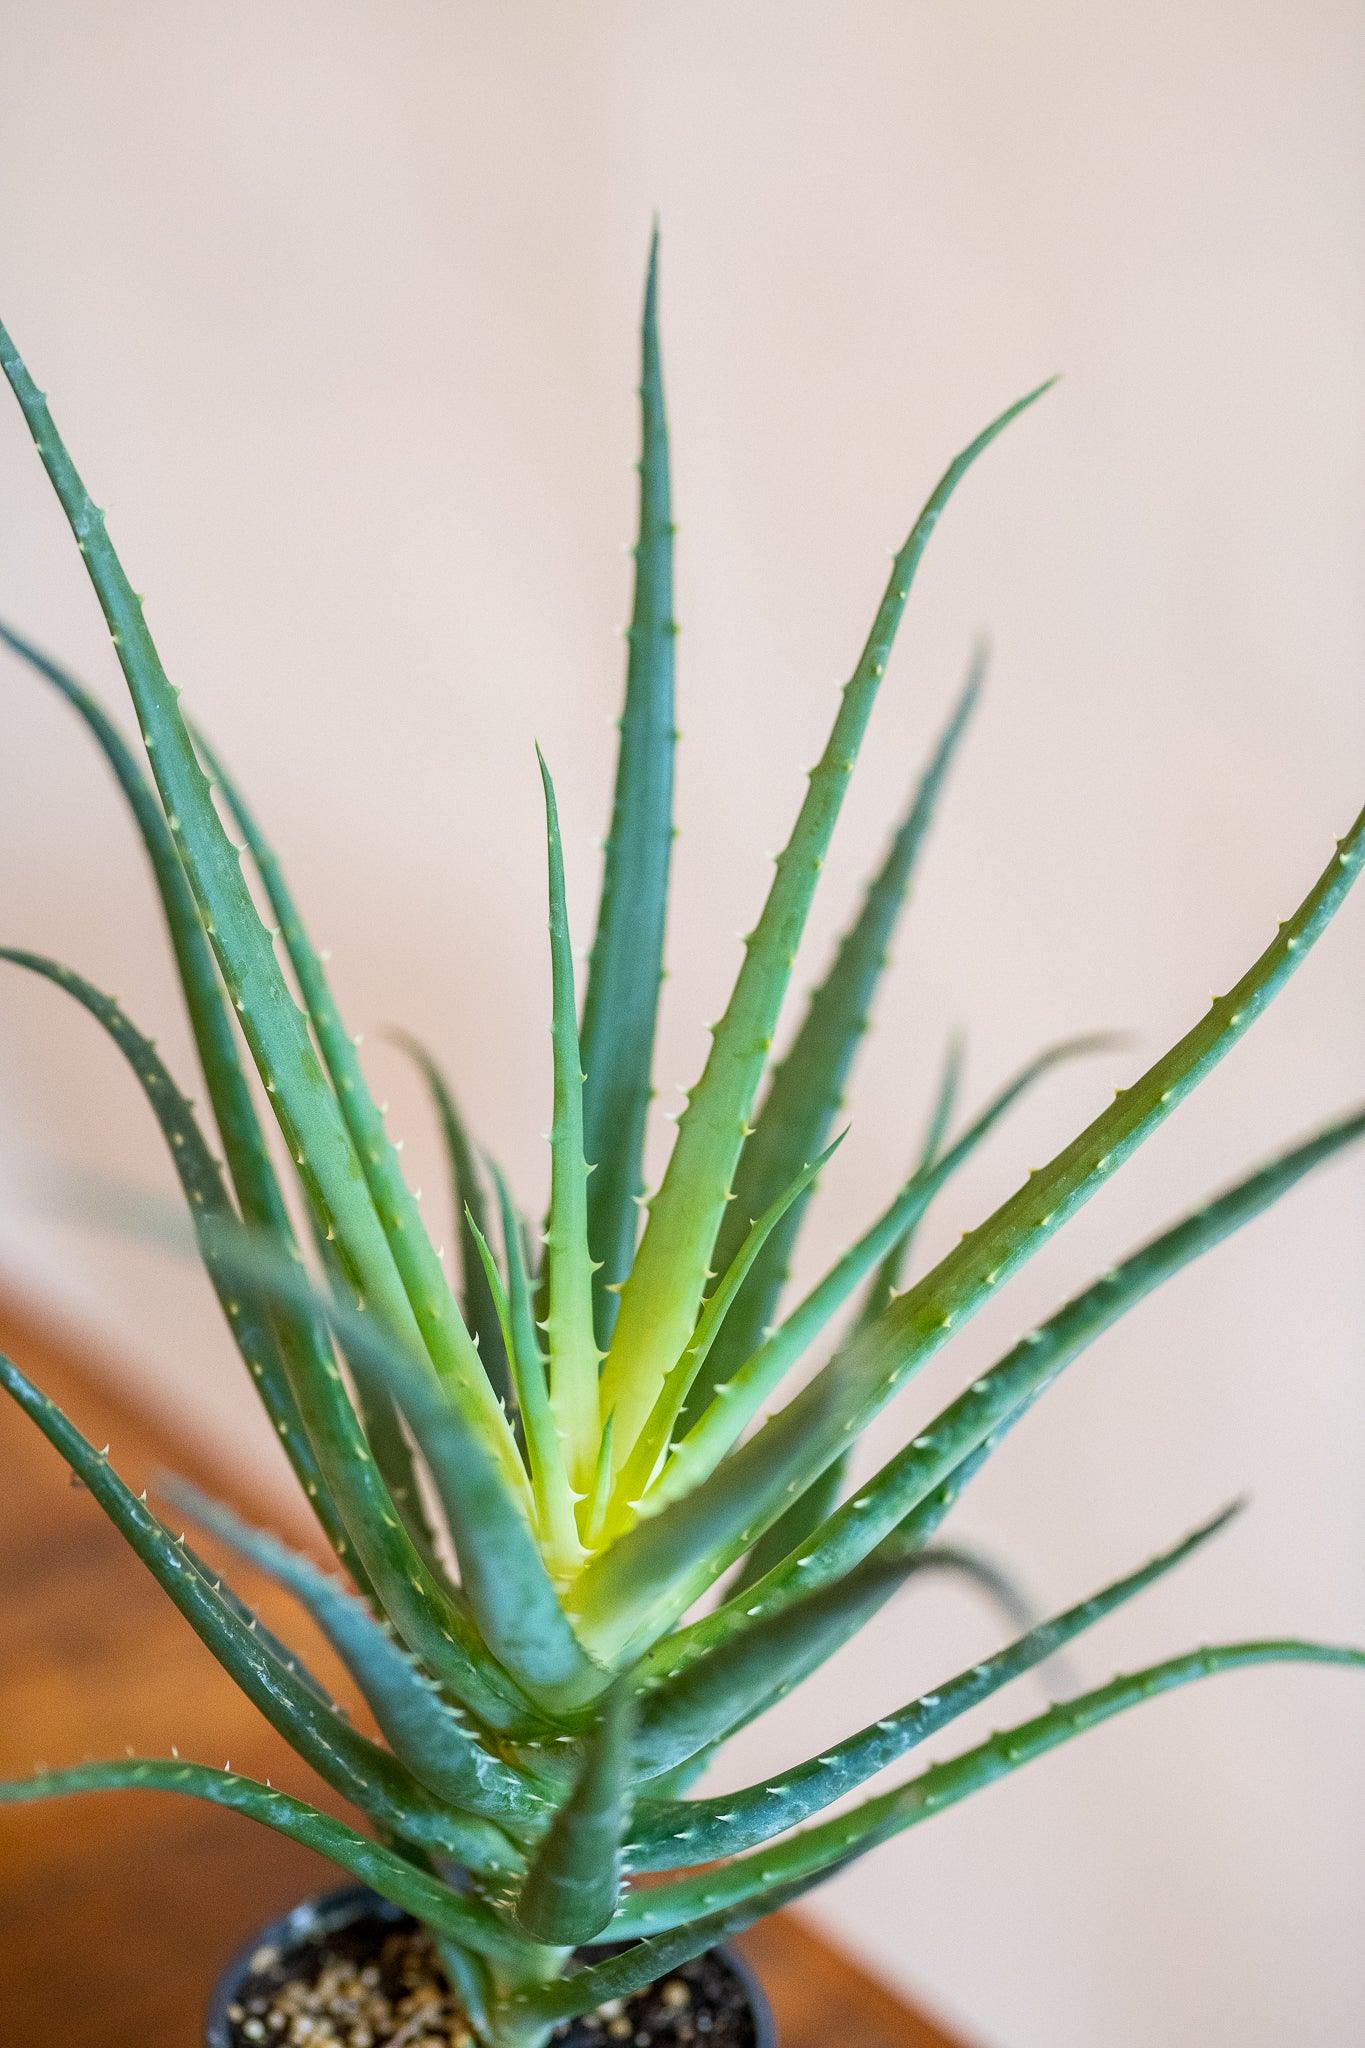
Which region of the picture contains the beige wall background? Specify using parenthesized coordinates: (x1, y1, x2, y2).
(1, 5, 1362, 2045)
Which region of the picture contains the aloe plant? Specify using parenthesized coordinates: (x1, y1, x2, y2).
(1, 236, 1362, 2047)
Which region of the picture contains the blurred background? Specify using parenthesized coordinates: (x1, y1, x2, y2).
(0, 6, 1362, 2045)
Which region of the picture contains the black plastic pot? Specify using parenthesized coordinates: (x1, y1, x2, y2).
(205, 1883, 776, 2048)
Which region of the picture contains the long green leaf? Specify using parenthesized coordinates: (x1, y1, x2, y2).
(0, 948, 498, 1703)
(0, 622, 367, 1572)
(726, 1037, 963, 1596)
(0, 1759, 530, 1960)
(0, 1352, 519, 1874)
(644, 1100, 1365, 1684)
(603, 1135, 845, 1527)
(573, 816, 1365, 1660)
(608, 1638, 1365, 1937)
(580, 228, 677, 1341)
(388, 1030, 513, 1408)
(194, 1216, 608, 1713)
(651, 1034, 1114, 1513)
(0, 323, 473, 1420)
(628, 1501, 1238, 1867)
(161, 1475, 543, 1829)
(487, 1163, 583, 1576)
(537, 750, 602, 1494)
(513, 1688, 636, 1942)
(629, 1473, 970, 1784)
(689, 650, 985, 1427)
(199, 730, 529, 1514)
(600, 383, 1056, 1458)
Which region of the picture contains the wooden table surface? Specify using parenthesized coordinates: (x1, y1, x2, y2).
(0, 1290, 969, 2048)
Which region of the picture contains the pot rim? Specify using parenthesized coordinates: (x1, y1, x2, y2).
(205, 1882, 776, 2048)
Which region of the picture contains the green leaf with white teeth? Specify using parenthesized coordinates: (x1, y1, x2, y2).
(572, 820, 1365, 1661)
(629, 1500, 1240, 1866)
(581, 228, 677, 1344)
(688, 648, 985, 1430)
(600, 381, 1056, 1462)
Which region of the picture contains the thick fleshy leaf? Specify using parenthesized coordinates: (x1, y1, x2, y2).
(194, 1218, 608, 1714)
(600, 383, 1056, 1459)
(630, 1473, 971, 1783)
(389, 1031, 513, 1407)
(690, 652, 985, 1428)
(200, 731, 530, 1515)
(536, 750, 602, 1494)
(487, 1163, 583, 1575)
(513, 1687, 636, 1942)
(650, 1034, 1115, 1514)
(572, 817, 1365, 1661)
(0, 954, 507, 1718)
(725, 1037, 964, 1598)
(0, 624, 368, 1570)
(603, 1135, 845, 1528)
(0, 1760, 529, 1960)
(644, 1101, 1365, 1683)
(0, 1352, 520, 1875)
(162, 1475, 543, 1829)
(628, 1502, 1239, 1867)
(580, 228, 677, 1340)
(608, 1637, 1365, 1937)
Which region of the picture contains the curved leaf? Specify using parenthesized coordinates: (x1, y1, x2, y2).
(600, 382, 1056, 1459)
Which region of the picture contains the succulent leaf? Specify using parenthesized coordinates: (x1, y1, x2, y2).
(646, 1102, 1365, 1679)
(200, 731, 530, 1513)
(537, 750, 603, 1496)
(609, 1637, 1365, 1938)
(513, 1686, 636, 1942)
(162, 1474, 541, 1828)
(600, 383, 1056, 1460)
(193, 1217, 608, 1713)
(0, 1759, 530, 1959)
(580, 228, 677, 1340)
(689, 650, 985, 1426)
(628, 1501, 1240, 1866)
(653, 1034, 1115, 1512)
(572, 831, 1365, 1661)
(0, 1351, 519, 1874)
(389, 1030, 514, 1408)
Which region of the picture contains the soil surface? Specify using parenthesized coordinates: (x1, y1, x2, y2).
(222, 1913, 758, 2048)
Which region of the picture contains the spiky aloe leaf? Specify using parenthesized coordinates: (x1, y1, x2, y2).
(0, 1760, 531, 1960)
(609, 1638, 1365, 1939)
(0, 326, 510, 1446)
(580, 228, 677, 1341)
(464, 1200, 581, 1575)
(628, 1501, 1238, 1867)
(603, 1135, 845, 1530)
(161, 1475, 542, 1829)
(630, 1511, 951, 1783)
(389, 1031, 513, 1408)
(652, 1034, 1114, 1513)
(193, 1216, 608, 1713)
(572, 821, 1365, 1661)
(856, 1031, 965, 1321)
(485, 1164, 583, 1575)
(688, 651, 985, 1428)
(513, 1687, 635, 1943)
(536, 750, 602, 1494)
(0, 1352, 521, 1874)
(0, 624, 370, 1573)
(600, 383, 1056, 1458)
(645, 1100, 1365, 1687)
(200, 731, 529, 1512)
(0, 946, 499, 1698)
(726, 1037, 963, 1596)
